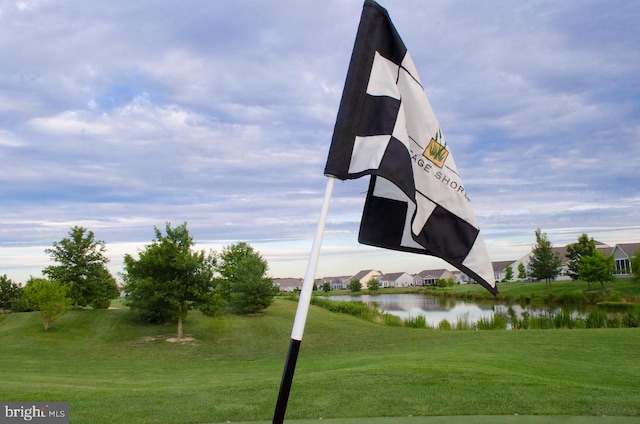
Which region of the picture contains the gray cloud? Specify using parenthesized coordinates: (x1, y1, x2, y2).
(1, 0, 638, 282)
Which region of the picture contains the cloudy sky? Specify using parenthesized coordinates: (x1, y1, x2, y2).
(1, 0, 638, 283)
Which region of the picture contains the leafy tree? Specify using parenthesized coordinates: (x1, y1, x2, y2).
(123, 222, 221, 338)
(503, 265, 514, 282)
(566, 234, 597, 280)
(436, 277, 455, 287)
(322, 282, 331, 293)
(517, 262, 527, 280)
(229, 250, 274, 314)
(349, 278, 362, 292)
(0, 274, 22, 312)
(578, 251, 615, 290)
(43, 226, 119, 308)
(528, 228, 562, 286)
(631, 249, 640, 282)
(23, 278, 70, 330)
(215, 242, 254, 301)
(216, 242, 275, 315)
(367, 278, 380, 291)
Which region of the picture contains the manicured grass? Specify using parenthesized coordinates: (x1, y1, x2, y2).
(1, 299, 639, 423)
(240, 417, 640, 424)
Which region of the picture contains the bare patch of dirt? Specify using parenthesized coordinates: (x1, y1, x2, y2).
(134, 335, 198, 345)
(166, 337, 196, 344)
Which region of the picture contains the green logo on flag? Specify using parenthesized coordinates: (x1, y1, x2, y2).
(423, 129, 448, 168)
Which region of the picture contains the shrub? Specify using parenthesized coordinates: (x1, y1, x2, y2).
(436, 278, 455, 288)
(586, 310, 607, 328)
(380, 313, 401, 326)
(604, 290, 623, 302)
(597, 301, 635, 312)
(403, 315, 425, 328)
(554, 310, 578, 329)
(507, 307, 518, 328)
(607, 315, 624, 328)
(556, 291, 588, 305)
(527, 315, 555, 329)
(571, 319, 586, 329)
(476, 314, 508, 330)
(623, 309, 640, 327)
(438, 319, 452, 330)
(310, 297, 380, 322)
(456, 313, 472, 330)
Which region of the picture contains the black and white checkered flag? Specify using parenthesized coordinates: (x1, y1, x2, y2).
(325, 0, 496, 295)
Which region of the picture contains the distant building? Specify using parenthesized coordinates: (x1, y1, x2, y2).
(350, 269, 383, 289)
(414, 269, 456, 286)
(273, 278, 303, 292)
(317, 276, 351, 290)
(276, 241, 638, 290)
(492, 260, 517, 282)
(514, 241, 638, 281)
(612, 243, 640, 276)
(378, 272, 414, 288)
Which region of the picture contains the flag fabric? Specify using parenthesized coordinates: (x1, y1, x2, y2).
(324, 0, 497, 295)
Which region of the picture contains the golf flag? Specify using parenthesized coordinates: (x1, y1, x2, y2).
(325, 0, 497, 295)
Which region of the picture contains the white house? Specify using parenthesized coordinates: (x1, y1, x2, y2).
(515, 241, 636, 281)
(318, 276, 351, 290)
(612, 243, 640, 276)
(492, 260, 517, 282)
(351, 269, 382, 289)
(273, 278, 303, 292)
(414, 269, 456, 286)
(379, 272, 414, 288)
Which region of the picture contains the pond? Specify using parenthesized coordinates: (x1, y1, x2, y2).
(327, 293, 580, 329)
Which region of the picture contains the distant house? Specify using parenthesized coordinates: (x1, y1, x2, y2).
(515, 240, 638, 281)
(451, 270, 468, 285)
(379, 272, 414, 288)
(492, 260, 517, 282)
(612, 243, 640, 276)
(414, 269, 456, 286)
(273, 278, 303, 292)
(351, 269, 382, 289)
(318, 276, 351, 290)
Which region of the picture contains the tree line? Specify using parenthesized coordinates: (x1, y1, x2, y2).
(0, 222, 277, 337)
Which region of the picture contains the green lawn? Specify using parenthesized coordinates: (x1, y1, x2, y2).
(1, 298, 639, 423)
(437, 278, 640, 298)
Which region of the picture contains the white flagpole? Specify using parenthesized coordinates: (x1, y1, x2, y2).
(273, 176, 335, 423)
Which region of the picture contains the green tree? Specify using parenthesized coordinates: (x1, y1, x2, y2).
(43, 226, 119, 308)
(566, 234, 597, 280)
(0, 274, 22, 312)
(517, 262, 527, 280)
(631, 249, 640, 282)
(503, 265, 514, 282)
(215, 241, 253, 301)
(578, 251, 615, 290)
(23, 278, 70, 330)
(528, 228, 562, 286)
(436, 277, 455, 287)
(367, 278, 380, 291)
(216, 242, 275, 315)
(349, 278, 362, 292)
(123, 222, 221, 339)
(322, 282, 331, 293)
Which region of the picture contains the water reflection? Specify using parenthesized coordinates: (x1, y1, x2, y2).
(327, 293, 581, 328)
(328, 294, 494, 327)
